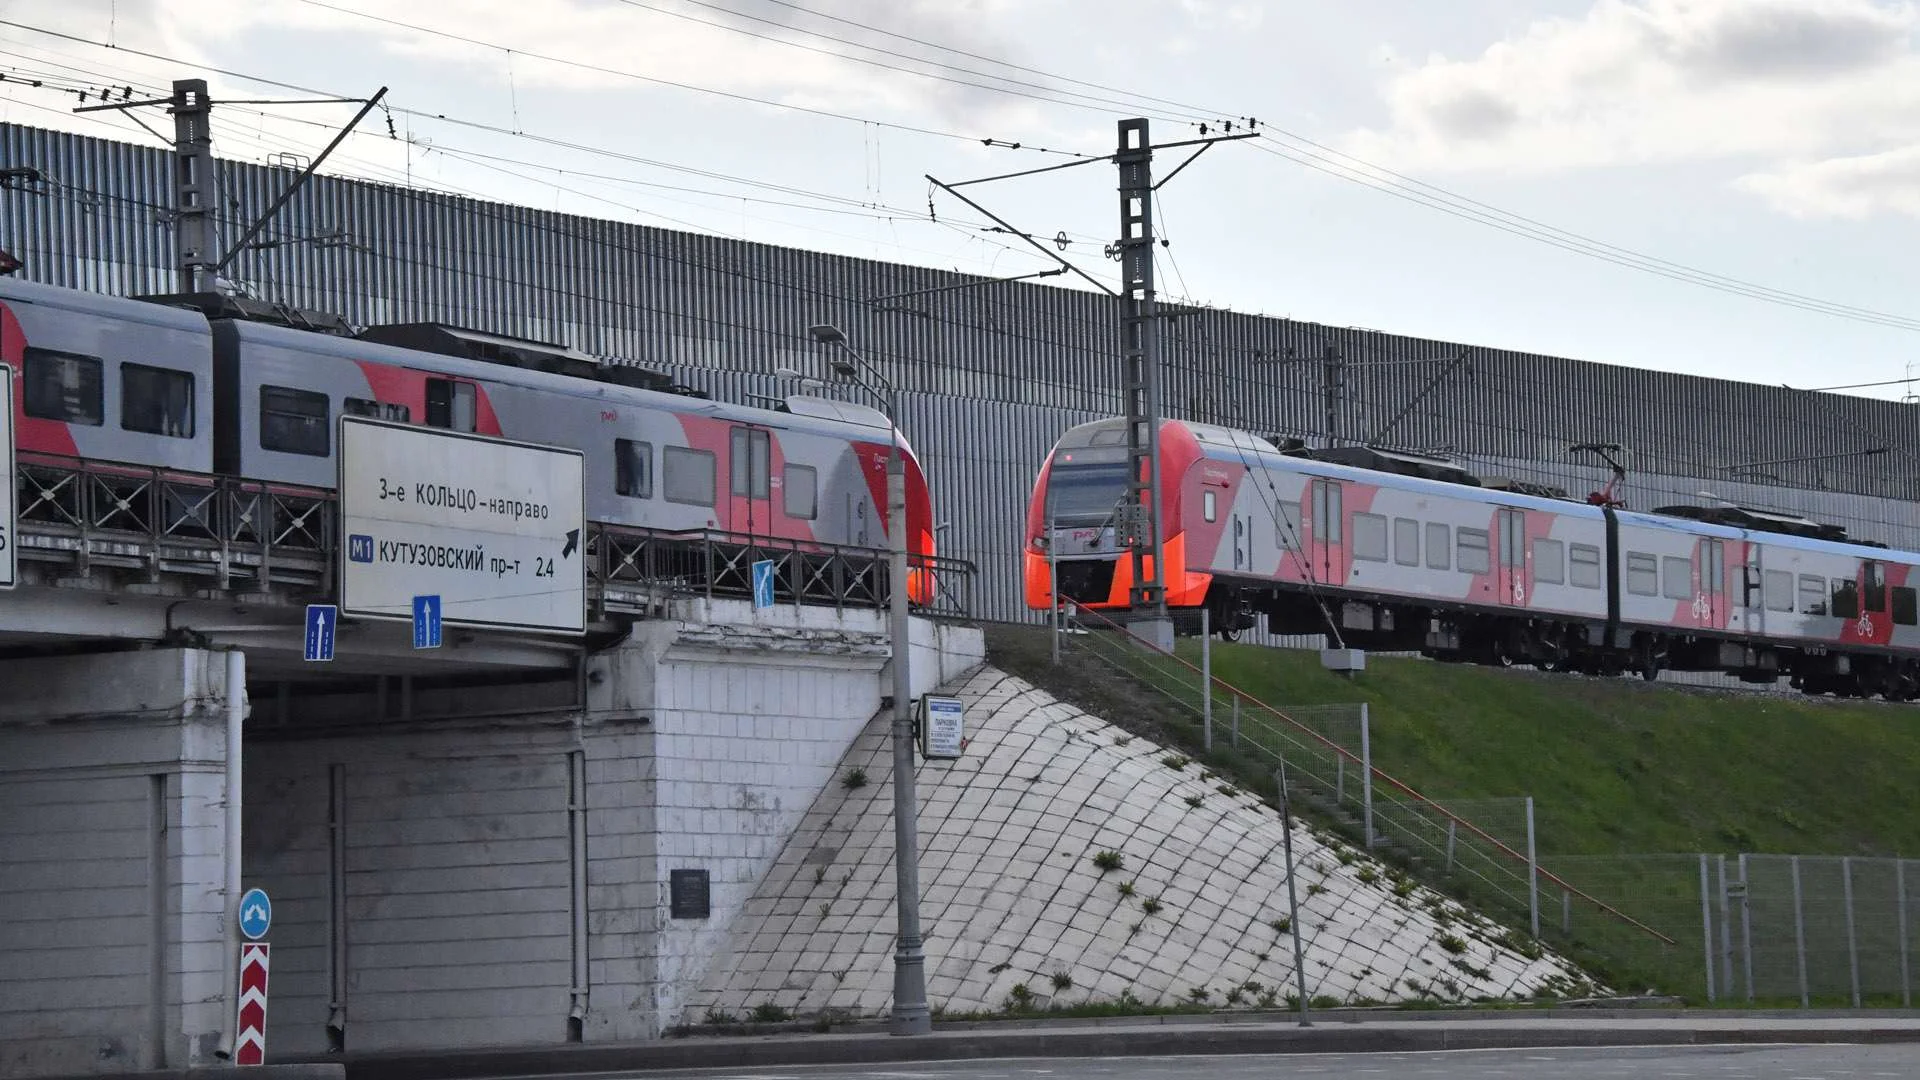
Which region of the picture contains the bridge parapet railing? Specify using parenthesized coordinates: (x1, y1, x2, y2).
(14, 453, 977, 618)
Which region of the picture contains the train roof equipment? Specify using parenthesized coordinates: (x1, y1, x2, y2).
(1649, 502, 1884, 547)
(135, 289, 357, 336)
(355, 321, 709, 399)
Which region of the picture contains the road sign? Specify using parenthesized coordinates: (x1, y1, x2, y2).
(920, 695, 965, 759)
(237, 887, 272, 940)
(412, 594, 442, 649)
(1, 365, 14, 591)
(338, 416, 587, 635)
(234, 942, 270, 1066)
(303, 604, 336, 663)
(751, 558, 775, 609)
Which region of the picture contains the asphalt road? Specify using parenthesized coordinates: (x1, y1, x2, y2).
(610, 1044, 1920, 1080)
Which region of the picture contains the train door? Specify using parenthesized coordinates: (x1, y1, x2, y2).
(1495, 507, 1527, 605)
(1699, 538, 1727, 626)
(729, 425, 772, 538)
(1308, 478, 1342, 584)
(424, 376, 477, 432)
(1863, 559, 1889, 635)
(1738, 542, 1764, 635)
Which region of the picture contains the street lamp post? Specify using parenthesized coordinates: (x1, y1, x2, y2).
(793, 323, 931, 1036)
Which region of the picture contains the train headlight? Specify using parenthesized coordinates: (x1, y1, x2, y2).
(1034, 536, 1050, 552)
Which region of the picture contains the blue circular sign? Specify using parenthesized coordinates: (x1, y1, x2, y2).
(237, 887, 272, 941)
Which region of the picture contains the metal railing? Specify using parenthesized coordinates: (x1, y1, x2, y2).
(13, 453, 977, 619)
(1049, 601, 1674, 949)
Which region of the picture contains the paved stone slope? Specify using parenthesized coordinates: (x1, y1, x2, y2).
(692, 667, 1596, 1020)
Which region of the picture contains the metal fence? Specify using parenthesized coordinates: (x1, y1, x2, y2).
(1045, 604, 1672, 957)
(13, 452, 979, 621)
(1717, 854, 1919, 1007)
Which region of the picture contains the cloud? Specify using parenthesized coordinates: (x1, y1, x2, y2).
(1738, 144, 1920, 218)
(180, 0, 1049, 132)
(1340, 0, 1920, 175)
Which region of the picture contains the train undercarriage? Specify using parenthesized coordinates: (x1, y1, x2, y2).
(1196, 583, 1920, 703)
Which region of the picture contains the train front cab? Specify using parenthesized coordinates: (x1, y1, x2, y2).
(1023, 420, 1209, 624)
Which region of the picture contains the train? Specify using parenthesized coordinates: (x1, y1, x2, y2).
(2, 275, 939, 605)
(1025, 415, 1920, 701)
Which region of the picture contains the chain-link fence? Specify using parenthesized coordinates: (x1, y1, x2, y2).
(1032, 611, 1918, 1006)
(1722, 854, 1918, 1007)
(1046, 609, 1671, 969)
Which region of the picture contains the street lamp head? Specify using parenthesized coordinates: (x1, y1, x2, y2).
(829, 356, 860, 379)
(772, 366, 805, 379)
(807, 322, 846, 345)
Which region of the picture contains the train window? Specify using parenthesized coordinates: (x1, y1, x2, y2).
(1895, 586, 1918, 627)
(1352, 513, 1388, 562)
(1533, 538, 1565, 585)
(425, 378, 476, 432)
(730, 427, 771, 498)
(344, 397, 410, 423)
(1274, 501, 1302, 550)
(662, 445, 716, 507)
(1661, 556, 1691, 600)
(1456, 528, 1490, 574)
(784, 464, 818, 520)
(1865, 562, 1887, 610)
(1832, 579, 1860, 620)
(1425, 522, 1451, 570)
(22, 347, 103, 425)
(615, 439, 653, 499)
(121, 363, 194, 438)
(1393, 518, 1420, 566)
(1763, 570, 1793, 612)
(259, 385, 329, 456)
(1202, 490, 1217, 523)
(1569, 544, 1602, 589)
(1799, 575, 1827, 615)
(1627, 553, 1658, 596)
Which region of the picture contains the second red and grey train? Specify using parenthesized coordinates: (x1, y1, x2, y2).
(1026, 415, 1920, 700)
(3, 276, 938, 603)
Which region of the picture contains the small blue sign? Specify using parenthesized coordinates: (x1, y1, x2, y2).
(304, 604, 336, 663)
(751, 559, 776, 609)
(347, 533, 374, 564)
(237, 887, 272, 941)
(413, 594, 442, 650)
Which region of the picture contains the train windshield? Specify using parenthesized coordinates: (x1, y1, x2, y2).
(1046, 460, 1131, 525)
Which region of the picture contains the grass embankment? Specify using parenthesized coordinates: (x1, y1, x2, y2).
(985, 623, 1920, 1005)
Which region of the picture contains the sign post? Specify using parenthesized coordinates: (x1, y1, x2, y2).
(751, 559, 775, 610)
(303, 605, 336, 663)
(918, 695, 965, 760)
(234, 887, 271, 1065)
(1, 365, 14, 591)
(412, 594, 442, 649)
(338, 416, 587, 636)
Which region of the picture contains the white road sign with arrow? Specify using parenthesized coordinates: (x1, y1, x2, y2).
(337, 415, 587, 635)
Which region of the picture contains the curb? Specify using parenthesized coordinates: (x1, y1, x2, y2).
(36, 1067, 346, 1080)
(317, 1023, 1920, 1080)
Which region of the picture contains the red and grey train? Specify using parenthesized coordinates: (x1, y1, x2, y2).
(2, 276, 938, 604)
(1027, 416, 1920, 700)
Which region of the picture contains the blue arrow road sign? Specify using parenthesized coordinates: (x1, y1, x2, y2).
(237, 887, 272, 940)
(304, 604, 336, 663)
(413, 594, 442, 649)
(751, 559, 775, 609)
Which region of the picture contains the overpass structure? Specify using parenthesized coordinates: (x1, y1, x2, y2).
(0, 401, 984, 1075)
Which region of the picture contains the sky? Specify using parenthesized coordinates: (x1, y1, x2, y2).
(1, 0, 1919, 402)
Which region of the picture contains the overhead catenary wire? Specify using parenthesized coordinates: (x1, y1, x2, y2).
(9, 12, 1919, 340)
(3, 26, 1918, 508)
